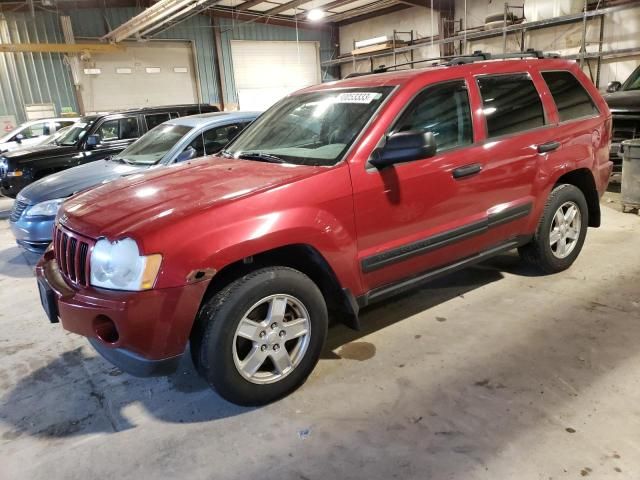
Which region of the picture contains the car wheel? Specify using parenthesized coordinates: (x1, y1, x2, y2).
(518, 184, 589, 274)
(194, 266, 328, 406)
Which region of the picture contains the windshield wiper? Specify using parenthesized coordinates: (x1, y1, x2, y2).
(236, 151, 287, 164)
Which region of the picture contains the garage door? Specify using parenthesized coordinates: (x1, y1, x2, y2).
(80, 42, 199, 113)
(230, 40, 320, 111)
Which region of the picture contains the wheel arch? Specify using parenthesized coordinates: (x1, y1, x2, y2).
(554, 168, 601, 227)
(192, 244, 360, 341)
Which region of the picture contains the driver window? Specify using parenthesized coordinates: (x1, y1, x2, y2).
(185, 133, 205, 158)
(394, 80, 473, 153)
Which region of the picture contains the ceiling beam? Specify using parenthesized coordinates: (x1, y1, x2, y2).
(263, 0, 310, 16)
(209, 8, 331, 29)
(335, 3, 410, 25)
(0, 43, 125, 53)
(234, 0, 268, 11)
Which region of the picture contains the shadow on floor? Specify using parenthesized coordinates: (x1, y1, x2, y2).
(0, 246, 39, 278)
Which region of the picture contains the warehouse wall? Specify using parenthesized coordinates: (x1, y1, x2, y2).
(453, 0, 640, 89)
(0, 11, 77, 124)
(339, 7, 441, 78)
(215, 17, 337, 106)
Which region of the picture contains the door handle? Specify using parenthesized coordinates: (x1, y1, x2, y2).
(452, 163, 482, 179)
(537, 141, 561, 154)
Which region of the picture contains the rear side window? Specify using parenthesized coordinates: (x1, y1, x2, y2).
(541, 71, 599, 122)
(477, 74, 545, 138)
(145, 113, 170, 130)
(96, 117, 140, 142)
(394, 80, 473, 152)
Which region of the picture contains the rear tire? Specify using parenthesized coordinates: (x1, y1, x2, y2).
(518, 184, 589, 274)
(193, 266, 328, 406)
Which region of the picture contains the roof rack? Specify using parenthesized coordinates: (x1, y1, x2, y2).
(344, 49, 561, 79)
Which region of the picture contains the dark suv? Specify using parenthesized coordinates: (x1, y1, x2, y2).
(0, 104, 219, 197)
(604, 64, 640, 179)
(37, 53, 612, 406)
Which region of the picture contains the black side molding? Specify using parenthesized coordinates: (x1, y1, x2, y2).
(359, 238, 531, 307)
(361, 202, 533, 273)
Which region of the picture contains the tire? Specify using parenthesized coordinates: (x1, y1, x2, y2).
(193, 266, 328, 406)
(518, 184, 589, 274)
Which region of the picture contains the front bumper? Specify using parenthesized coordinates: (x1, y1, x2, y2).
(36, 250, 210, 377)
(0, 176, 28, 197)
(10, 215, 54, 254)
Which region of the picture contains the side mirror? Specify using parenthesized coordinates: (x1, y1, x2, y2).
(14, 133, 24, 144)
(176, 146, 197, 163)
(85, 134, 100, 149)
(607, 81, 622, 93)
(369, 130, 437, 169)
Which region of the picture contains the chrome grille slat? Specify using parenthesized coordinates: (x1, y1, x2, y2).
(53, 225, 94, 288)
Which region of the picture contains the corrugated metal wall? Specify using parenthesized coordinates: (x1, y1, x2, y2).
(0, 7, 336, 122)
(215, 17, 338, 105)
(0, 11, 77, 123)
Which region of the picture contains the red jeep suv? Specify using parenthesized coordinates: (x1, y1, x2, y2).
(37, 53, 612, 405)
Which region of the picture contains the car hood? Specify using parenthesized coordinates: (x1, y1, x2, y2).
(18, 159, 148, 204)
(603, 90, 640, 113)
(60, 156, 323, 239)
(0, 144, 77, 164)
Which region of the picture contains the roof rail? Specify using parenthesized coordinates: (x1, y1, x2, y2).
(343, 49, 561, 79)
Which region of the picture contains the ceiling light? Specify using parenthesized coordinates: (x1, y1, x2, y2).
(307, 9, 326, 21)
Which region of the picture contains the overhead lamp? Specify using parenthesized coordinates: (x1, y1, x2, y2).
(307, 9, 326, 21)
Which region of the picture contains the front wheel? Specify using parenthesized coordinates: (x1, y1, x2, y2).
(518, 184, 589, 274)
(193, 267, 328, 406)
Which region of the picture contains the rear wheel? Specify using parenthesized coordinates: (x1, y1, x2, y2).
(518, 184, 589, 273)
(192, 267, 328, 406)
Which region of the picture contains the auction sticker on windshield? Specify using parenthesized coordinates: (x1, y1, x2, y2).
(335, 92, 382, 104)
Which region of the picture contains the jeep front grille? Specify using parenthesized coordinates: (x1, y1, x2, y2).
(53, 225, 94, 287)
(9, 200, 28, 222)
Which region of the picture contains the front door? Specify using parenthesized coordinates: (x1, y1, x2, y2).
(350, 79, 496, 292)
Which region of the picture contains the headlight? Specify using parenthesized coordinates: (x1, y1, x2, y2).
(6, 170, 23, 177)
(25, 198, 65, 218)
(90, 237, 162, 291)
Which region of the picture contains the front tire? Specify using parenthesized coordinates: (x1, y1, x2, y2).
(193, 267, 328, 406)
(518, 184, 589, 274)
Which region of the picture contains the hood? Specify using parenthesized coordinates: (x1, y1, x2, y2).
(0, 144, 77, 165)
(61, 156, 322, 239)
(603, 90, 640, 113)
(18, 159, 148, 204)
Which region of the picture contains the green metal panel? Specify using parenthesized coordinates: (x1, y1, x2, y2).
(0, 11, 77, 123)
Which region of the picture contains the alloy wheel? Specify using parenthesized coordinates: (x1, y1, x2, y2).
(549, 201, 581, 259)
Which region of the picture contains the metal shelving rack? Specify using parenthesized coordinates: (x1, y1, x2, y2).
(323, 1, 640, 87)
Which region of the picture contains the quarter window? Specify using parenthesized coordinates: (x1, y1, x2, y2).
(478, 74, 545, 138)
(541, 71, 599, 122)
(394, 80, 473, 152)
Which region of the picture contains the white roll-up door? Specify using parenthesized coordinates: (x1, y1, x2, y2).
(230, 40, 321, 111)
(80, 42, 199, 113)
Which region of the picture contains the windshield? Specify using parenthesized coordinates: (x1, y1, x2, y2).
(623, 65, 640, 91)
(57, 120, 94, 146)
(115, 124, 192, 165)
(224, 87, 393, 167)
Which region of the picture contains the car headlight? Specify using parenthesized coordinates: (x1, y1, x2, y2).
(90, 237, 162, 291)
(6, 170, 23, 177)
(25, 198, 65, 218)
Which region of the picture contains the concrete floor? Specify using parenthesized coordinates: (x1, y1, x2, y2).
(0, 195, 639, 480)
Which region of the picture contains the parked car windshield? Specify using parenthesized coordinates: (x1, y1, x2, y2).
(623, 66, 640, 91)
(223, 87, 393, 167)
(115, 124, 192, 165)
(56, 117, 97, 146)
